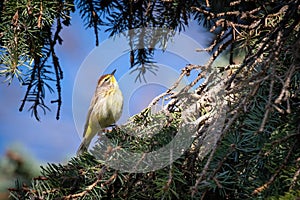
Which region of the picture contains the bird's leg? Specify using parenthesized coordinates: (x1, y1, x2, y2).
(108, 123, 120, 131)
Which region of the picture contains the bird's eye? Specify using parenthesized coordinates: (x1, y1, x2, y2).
(104, 76, 110, 82)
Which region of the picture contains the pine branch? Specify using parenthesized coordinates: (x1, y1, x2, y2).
(252, 141, 296, 195)
(1, 0, 73, 120)
(7, 1, 300, 199)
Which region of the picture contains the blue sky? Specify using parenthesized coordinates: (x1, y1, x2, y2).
(0, 11, 213, 164)
(0, 13, 90, 163)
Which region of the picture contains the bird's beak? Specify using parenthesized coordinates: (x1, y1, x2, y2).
(111, 69, 117, 75)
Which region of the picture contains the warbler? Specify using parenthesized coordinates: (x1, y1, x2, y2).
(77, 69, 123, 155)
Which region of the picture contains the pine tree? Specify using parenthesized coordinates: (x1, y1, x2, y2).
(2, 0, 299, 199)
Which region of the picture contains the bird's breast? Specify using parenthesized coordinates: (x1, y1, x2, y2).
(92, 88, 123, 128)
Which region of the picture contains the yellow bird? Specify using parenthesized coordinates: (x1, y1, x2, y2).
(77, 69, 123, 155)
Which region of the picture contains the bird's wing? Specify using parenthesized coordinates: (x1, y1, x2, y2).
(82, 92, 99, 137)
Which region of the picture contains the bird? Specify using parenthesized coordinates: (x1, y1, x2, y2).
(76, 69, 123, 156)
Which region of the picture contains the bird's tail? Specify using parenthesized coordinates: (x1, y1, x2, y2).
(76, 138, 90, 156)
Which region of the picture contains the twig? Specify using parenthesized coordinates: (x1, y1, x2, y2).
(185, 39, 233, 93)
(290, 158, 300, 190)
(270, 133, 300, 147)
(37, 2, 43, 28)
(163, 164, 173, 192)
(275, 64, 295, 104)
(148, 64, 202, 108)
(49, 18, 63, 120)
(257, 77, 274, 134)
(131, 153, 146, 173)
(63, 168, 118, 199)
(191, 93, 249, 197)
(252, 141, 296, 195)
(87, 0, 99, 46)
